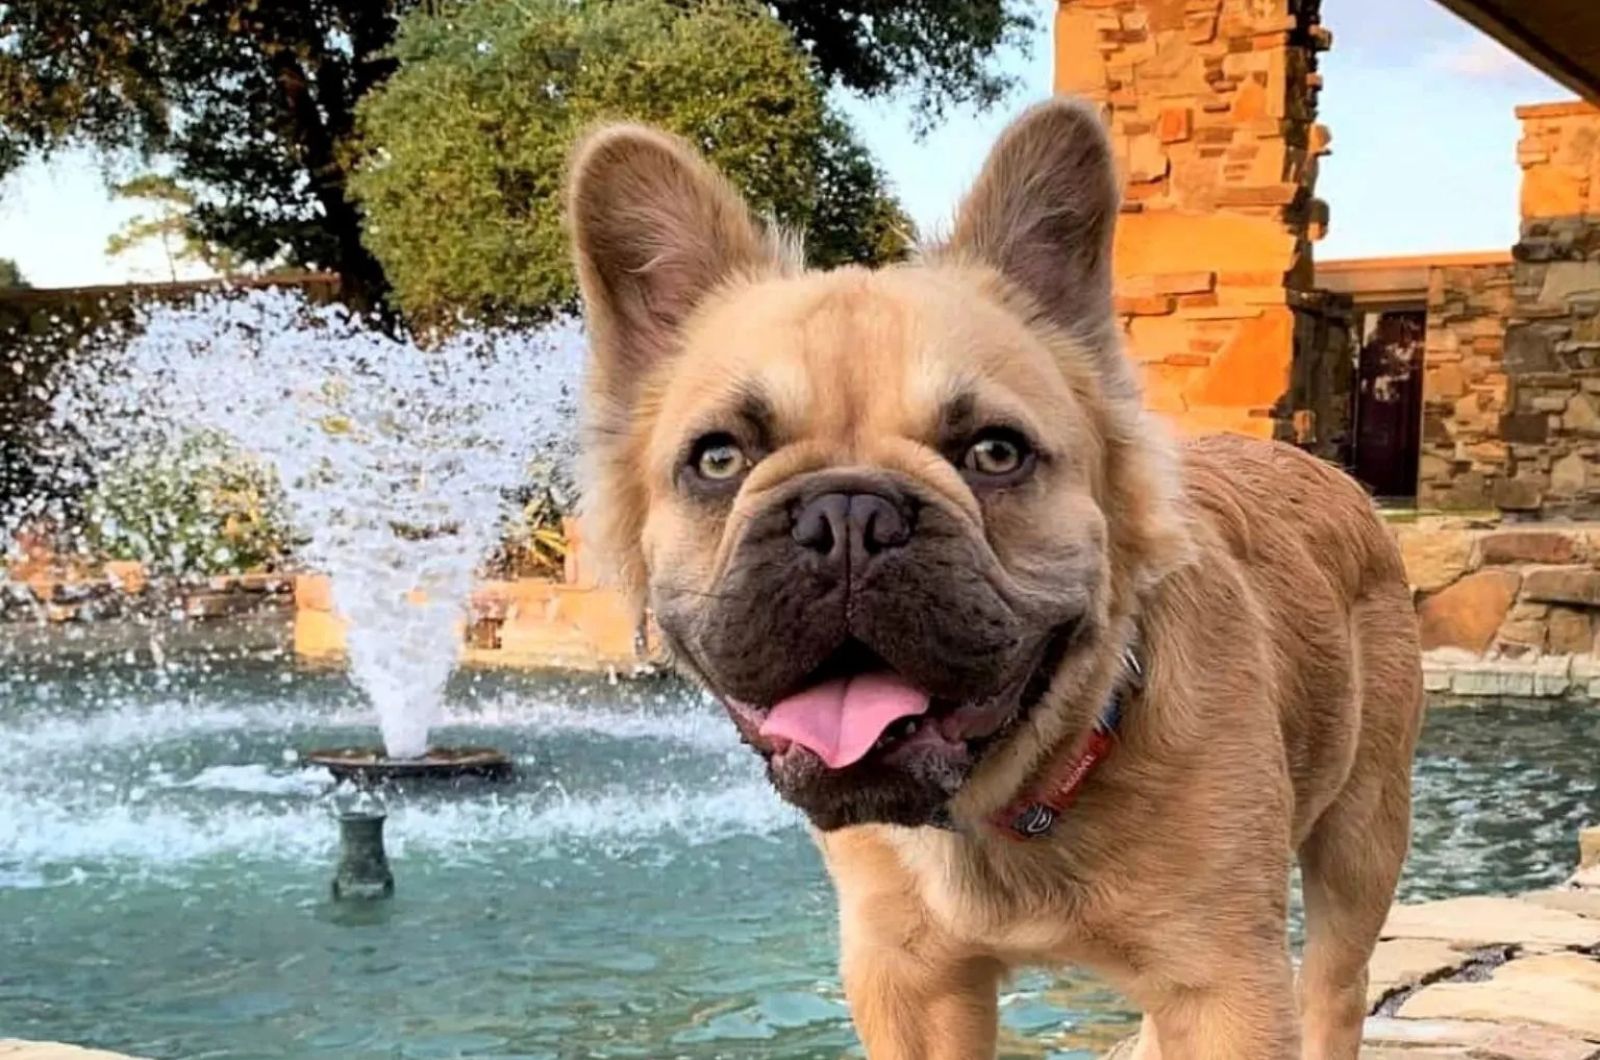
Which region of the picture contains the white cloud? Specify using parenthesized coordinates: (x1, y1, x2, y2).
(1424, 35, 1528, 81)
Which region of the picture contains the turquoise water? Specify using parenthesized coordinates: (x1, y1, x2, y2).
(1, 659, 1596, 1059)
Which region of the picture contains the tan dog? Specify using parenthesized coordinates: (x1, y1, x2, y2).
(566, 98, 1423, 1059)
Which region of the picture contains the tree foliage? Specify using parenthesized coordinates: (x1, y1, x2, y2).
(353, 0, 913, 325)
(0, 0, 409, 310)
(0, 0, 1026, 315)
(770, 2, 1036, 131)
(0, 258, 27, 289)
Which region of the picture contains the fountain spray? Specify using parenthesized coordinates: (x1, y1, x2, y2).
(43, 289, 583, 770)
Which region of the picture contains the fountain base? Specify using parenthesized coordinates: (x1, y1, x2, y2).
(332, 810, 394, 901)
(305, 745, 513, 787)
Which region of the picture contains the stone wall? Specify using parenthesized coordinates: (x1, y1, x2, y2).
(293, 574, 653, 675)
(1396, 517, 1600, 698)
(0, 520, 654, 674)
(1418, 261, 1515, 510)
(1054, 0, 1335, 442)
(292, 525, 656, 674)
(1497, 101, 1600, 517)
(0, 560, 293, 625)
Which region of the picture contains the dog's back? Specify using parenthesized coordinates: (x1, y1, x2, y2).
(1180, 434, 1422, 835)
(1180, 434, 1423, 841)
(1175, 433, 1425, 1055)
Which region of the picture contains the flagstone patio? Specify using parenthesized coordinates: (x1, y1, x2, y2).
(1105, 827, 1600, 1058)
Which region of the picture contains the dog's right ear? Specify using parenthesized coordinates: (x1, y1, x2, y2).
(566, 126, 782, 602)
(567, 125, 778, 406)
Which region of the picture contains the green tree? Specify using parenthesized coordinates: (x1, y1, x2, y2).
(0, 0, 408, 311)
(1, 1, 1028, 313)
(770, 2, 1036, 131)
(0, 258, 27, 288)
(353, 0, 914, 325)
(106, 175, 246, 281)
(809, 113, 918, 269)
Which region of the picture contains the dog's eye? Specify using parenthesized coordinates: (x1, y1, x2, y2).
(963, 431, 1030, 478)
(692, 435, 749, 482)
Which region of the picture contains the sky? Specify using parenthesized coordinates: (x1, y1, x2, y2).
(0, 0, 1579, 289)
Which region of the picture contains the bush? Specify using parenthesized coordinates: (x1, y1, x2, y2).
(81, 433, 296, 575)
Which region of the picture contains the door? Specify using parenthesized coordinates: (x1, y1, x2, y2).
(1352, 310, 1425, 501)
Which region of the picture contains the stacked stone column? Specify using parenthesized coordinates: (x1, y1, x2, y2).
(1418, 261, 1516, 510)
(1055, 0, 1337, 444)
(1496, 101, 1600, 518)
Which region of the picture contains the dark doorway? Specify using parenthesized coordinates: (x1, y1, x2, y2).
(1351, 310, 1425, 501)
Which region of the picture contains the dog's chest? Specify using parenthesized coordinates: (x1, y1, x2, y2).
(889, 829, 1092, 961)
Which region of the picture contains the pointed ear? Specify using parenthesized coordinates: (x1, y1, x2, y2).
(566, 125, 784, 603)
(567, 124, 781, 404)
(942, 98, 1129, 395)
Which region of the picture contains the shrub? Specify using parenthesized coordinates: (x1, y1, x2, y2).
(81, 433, 296, 575)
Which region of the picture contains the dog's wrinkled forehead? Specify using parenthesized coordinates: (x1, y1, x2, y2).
(642, 267, 1089, 488)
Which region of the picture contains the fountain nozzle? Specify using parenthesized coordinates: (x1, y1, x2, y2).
(332, 809, 395, 901)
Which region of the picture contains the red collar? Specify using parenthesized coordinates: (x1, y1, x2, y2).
(990, 648, 1141, 841)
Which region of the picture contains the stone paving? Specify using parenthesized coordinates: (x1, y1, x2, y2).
(10, 829, 1599, 1060)
(1103, 826, 1600, 1058)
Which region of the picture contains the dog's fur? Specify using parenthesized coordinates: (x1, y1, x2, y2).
(566, 98, 1424, 1058)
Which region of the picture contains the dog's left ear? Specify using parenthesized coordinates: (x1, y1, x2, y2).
(567, 125, 780, 408)
(949, 100, 1193, 588)
(943, 98, 1129, 397)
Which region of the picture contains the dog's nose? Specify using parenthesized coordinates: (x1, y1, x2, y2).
(791, 491, 912, 563)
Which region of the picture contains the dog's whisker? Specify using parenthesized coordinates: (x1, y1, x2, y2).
(653, 582, 754, 604)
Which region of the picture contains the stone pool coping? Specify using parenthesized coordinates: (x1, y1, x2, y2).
(17, 830, 1598, 1060)
(0, 1045, 149, 1059)
(1425, 647, 1600, 701)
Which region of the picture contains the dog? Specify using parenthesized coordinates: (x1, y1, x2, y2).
(566, 98, 1424, 1059)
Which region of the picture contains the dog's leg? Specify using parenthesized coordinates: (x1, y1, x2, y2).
(1297, 808, 1402, 1060)
(1297, 597, 1420, 1060)
(822, 829, 1002, 1060)
(841, 938, 1003, 1060)
(1297, 783, 1412, 1060)
(1105, 907, 1300, 1059)
(1139, 957, 1301, 1060)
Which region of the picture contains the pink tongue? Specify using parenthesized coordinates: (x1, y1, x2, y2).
(758, 672, 931, 769)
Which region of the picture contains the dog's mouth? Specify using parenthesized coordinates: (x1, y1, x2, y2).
(731, 640, 948, 769)
(721, 630, 1074, 774)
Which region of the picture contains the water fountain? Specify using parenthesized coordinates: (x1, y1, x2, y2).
(332, 806, 396, 901)
(36, 288, 583, 785)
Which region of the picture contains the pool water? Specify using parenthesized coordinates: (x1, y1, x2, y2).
(1, 658, 1596, 1060)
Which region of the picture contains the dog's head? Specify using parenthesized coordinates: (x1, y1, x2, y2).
(567, 100, 1190, 831)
